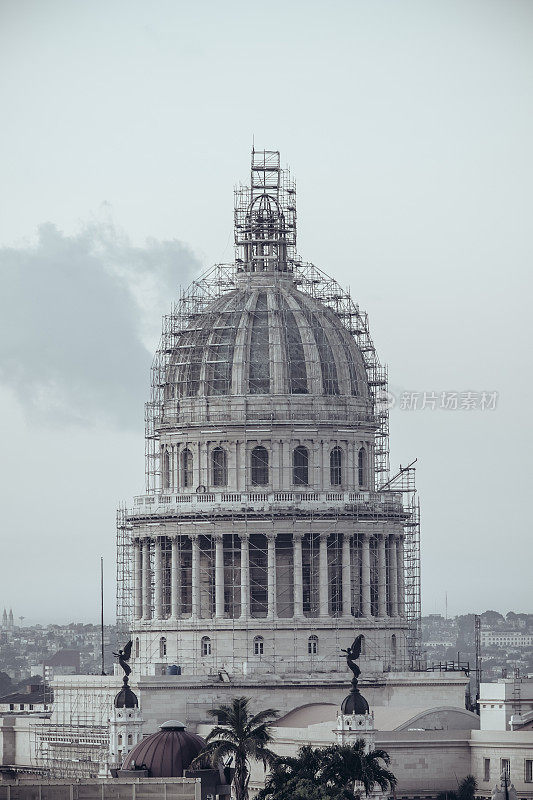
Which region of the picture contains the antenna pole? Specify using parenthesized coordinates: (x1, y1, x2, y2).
(100, 557, 106, 675)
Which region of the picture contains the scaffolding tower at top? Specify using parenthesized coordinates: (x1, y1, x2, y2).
(234, 149, 296, 273)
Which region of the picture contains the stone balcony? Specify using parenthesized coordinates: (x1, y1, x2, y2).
(127, 489, 405, 520)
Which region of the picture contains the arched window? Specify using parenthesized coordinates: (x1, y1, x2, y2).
(118, 734, 122, 745)
(251, 446, 269, 486)
(293, 446, 309, 485)
(181, 449, 193, 488)
(330, 447, 342, 486)
(391, 634, 397, 656)
(162, 448, 171, 489)
(308, 635, 318, 655)
(358, 447, 367, 487)
(127, 734, 132, 746)
(201, 636, 212, 656)
(254, 636, 264, 656)
(211, 447, 227, 487)
(135, 638, 140, 658)
(159, 636, 167, 657)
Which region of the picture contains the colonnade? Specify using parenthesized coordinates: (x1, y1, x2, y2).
(133, 532, 405, 622)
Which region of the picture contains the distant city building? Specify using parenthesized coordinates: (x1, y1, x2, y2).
(0, 683, 50, 714)
(481, 631, 533, 649)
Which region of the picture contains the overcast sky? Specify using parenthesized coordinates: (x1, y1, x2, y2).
(0, 0, 531, 624)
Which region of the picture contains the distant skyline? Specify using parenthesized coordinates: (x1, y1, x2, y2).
(1, 0, 531, 621)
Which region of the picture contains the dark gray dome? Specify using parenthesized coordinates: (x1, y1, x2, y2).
(114, 678, 138, 709)
(166, 281, 369, 400)
(341, 689, 370, 715)
(121, 723, 205, 777)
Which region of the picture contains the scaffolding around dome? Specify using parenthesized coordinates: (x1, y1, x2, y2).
(116, 273, 421, 673)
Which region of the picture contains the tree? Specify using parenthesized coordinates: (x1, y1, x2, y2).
(190, 696, 278, 800)
(436, 775, 477, 800)
(257, 741, 397, 800)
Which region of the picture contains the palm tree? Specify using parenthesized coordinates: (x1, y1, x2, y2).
(257, 741, 397, 800)
(191, 696, 279, 800)
(436, 775, 477, 800)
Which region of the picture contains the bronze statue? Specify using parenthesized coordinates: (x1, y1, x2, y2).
(341, 634, 363, 688)
(113, 640, 133, 677)
(340, 634, 370, 715)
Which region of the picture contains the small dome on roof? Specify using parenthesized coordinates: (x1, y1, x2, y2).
(114, 677, 138, 709)
(341, 689, 370, 715)
(121, 721, 206, 777)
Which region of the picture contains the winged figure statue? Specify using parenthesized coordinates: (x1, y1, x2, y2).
(340, 634, 363, 686)
(113, 640, 133, 677)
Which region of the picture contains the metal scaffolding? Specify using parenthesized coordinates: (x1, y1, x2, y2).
(116, 149, 422, 676)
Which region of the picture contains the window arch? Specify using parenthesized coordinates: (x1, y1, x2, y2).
(330, 447, 342, 486)
(118, 734, 122, 745)
(135, 638, 140, 658)
(293, 446, 309, 485)
(127, 734, 133, 746)
(308, 635, 318, 655)
(251, 446, 269, 486)
(181, 449, 193, 488)
(358, 447, 367, 487)
(211, 447, 227, 487)
(159, 636, 167, 658)
(254, 636, 264, 656)
(162, 448, 171, 489)
(391, 634, 397, 656)
(201, 636, 212, 656)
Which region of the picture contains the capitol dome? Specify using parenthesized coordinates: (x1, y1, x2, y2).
(122, 150, 418, 688)
(166, 274, 370, 401)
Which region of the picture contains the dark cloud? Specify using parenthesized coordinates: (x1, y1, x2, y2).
(0, 220, 201, 428)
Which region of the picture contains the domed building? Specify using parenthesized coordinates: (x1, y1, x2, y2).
(117, 150, 420, 684)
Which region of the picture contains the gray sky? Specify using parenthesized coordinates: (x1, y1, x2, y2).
(0, 0, 531, 623)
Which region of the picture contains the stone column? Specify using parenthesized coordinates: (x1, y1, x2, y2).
(229, 442, 238, 492)
(133, 539, 142, 620)
(154, 537, 163, 620)
(293, 532, 303, 618)
(319, 533, 329, 617)
(191, 534, 200, 619)
(321, 441, 329, 489)
(361, 534, 371, 618)
(215, 533, 225, 618)
(200, 442, 208, 488)
(397, 536, 405, 616)
(312, 441, 321, 490)
(173, 445, 179, 491)
(272, 440, 281, 491)
(171, 537, 180, 619)
(142, 538, 152, 620)
(239, 533, 250, 618)
(346, 443, 354, 490)
(389, 535, 398, 617)
(194, 442, 201, 488)
(342, 532, 352, 617)
(267, 533, 277, 619)
(377, 535, 387, 617)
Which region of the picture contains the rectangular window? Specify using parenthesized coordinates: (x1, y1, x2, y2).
(525, 760, 533, 783)
(484, 759, 490, 782)
(501, 759, 510, 777)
